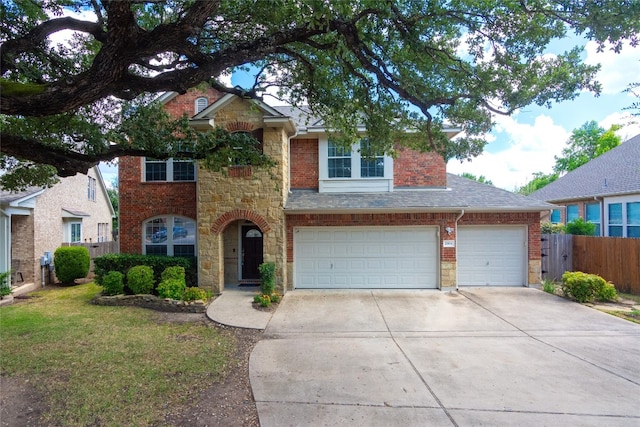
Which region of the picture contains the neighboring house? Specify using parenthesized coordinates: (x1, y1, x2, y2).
(531, 134, 640, 238)
(119, 87, 554, 293)
(0, 166, 115, 288)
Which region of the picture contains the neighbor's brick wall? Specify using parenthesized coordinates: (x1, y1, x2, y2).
(11, 215, 35, 284)
(290, 138, 319, 189)
(163, 87, 224, 118)
(118, 156, 196, 254)
(394, 147, 447, 187)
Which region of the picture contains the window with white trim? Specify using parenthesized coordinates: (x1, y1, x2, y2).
(97, 223, 109, 242)
(195, 97, 208, 114)
(87, 176, 96, 201)
(319, 138, 393, 193)
(143, 215, 196, 256)
(68, 222, 82, 243)
(628, 202, 640, 238)
(144, 158, 195, 182)
(608, 203, 623, 237)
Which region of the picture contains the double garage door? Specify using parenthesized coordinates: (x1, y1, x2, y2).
(294, 226, 438, 289)
(294, 225, 527, 289)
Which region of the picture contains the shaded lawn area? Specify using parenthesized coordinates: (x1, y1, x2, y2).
(0, 283, 235, 426)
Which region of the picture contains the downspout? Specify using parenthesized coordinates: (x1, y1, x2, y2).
(287, 126, 299, 194)
(454, 209, 465, 291)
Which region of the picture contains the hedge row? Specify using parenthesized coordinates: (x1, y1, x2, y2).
(94, 254, 197, 288)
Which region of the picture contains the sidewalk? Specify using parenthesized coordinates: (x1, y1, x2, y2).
(205, 284, 274, 329)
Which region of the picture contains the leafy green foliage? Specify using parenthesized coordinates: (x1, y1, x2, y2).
(561, 271, 617, 303)
(541, 222, 565, 234)
(101, 271, 124, 296)
(542, 279, 558, 295)
(182, 287, 211, 302)
(161, 266, 186, 283)
(460, 173, 493, 186)
(253, 293, 272, 308)
(565, 218, 597, 236)
(107, 178, 118, 232)
(553, 121, 622, 174)
(518, 172, 559, 195)
(0, 270, 11, 297)
(259, 262, 276, 296)
(2, 1, 639, 189)
(94, 254, 196, 287)
(126, 265, 155, 295)
(157, 278, 186, 300)
(53, 246, 90, 284)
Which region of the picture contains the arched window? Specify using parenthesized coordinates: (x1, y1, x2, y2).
(143, 216, 196, 257)
(195, 97, 208, 114)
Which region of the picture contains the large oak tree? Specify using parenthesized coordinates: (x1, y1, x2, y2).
(1, 0, 639, 190)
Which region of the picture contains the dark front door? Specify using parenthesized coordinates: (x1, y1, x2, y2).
(242, 225, 263, 280)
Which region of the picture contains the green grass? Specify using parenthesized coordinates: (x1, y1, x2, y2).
(0, 284, 234, 426)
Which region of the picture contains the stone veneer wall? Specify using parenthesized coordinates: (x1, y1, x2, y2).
(197, 98, 289, 293)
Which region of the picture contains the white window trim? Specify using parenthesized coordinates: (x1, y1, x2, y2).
(142, 215, 197, 256)
(195, 97, 208, 114)
(65, 221, 82, 243)
(318, 137, 393, 193)
(143, 158, 197, 182)
(604, 195, 640, 237)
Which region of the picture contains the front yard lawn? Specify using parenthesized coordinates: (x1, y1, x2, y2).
(0, 283, 237, 426)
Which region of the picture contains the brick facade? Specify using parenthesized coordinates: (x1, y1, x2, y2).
(393, 147, 447, 187)
(290, 138, 319, 189)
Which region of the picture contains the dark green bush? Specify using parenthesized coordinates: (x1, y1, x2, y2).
(182, 287, 210, 302)
(157, 278, 186, 300)
(561, 271, 617, 303)
(54, 246, 90, 284)
(0, 271, 11, 298)
(102, 271, 124, 296)
(565, 218, 596, 236)
(126, 265, 155, 294)
(259, 262, 276, 296)
(94, 254, 196, 287)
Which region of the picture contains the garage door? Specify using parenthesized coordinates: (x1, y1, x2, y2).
(457, 226, 526, 286)
(294, 226, 438, 289)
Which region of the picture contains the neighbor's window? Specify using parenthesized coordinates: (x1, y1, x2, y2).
(626, 202, 640, 238)
(360, 139, 385, 178)
(327, 141, 352, 178)
(144, 158, 195, 182)
(97, 223, 109, 242)
(608, 203, 623, 237)
(195, 97, 208, 114)
(70, 223, 82, 243)
(585, 203, 600, 236)
(87, 176, 96, 201)
(566, 204, 579, 222)
(550, 209, 561, 223)
(143, 215, 196, 256)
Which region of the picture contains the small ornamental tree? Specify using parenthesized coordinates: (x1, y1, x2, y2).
(53, 246, 90, 284)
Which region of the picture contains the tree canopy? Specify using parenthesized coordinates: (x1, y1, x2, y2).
(460, 172, 493, 186)
(1, 0, 639, 190)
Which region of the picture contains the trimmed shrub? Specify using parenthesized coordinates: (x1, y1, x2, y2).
(565, 218, 596, 236)
(102, 271, 124, 296)
(161, 266, 186, 282)
(54, 246, 90, 284)
(126, 265, 155, 294)
(157, 278, 186, 300)
(94, 254, 196, 287)
(561, 271, 617, 303)
(259, 262, 276, 296)
(182, 287, 210, 302)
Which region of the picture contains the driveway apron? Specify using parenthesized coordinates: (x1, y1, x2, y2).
(249, 288, 640, 426)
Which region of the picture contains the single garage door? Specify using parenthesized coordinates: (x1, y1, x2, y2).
(294, 226, 438, 289)
(457, 226, 527, 286)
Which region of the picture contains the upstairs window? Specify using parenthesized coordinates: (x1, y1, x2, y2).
(327, 141, 352, 178)
(144, 158, 195, 182)
(87, 176, 96, 201)
(195, 97, 208, 114)
(359, 139, 385, 178)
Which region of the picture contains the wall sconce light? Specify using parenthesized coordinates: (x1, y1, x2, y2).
(445, 226, 454, 235)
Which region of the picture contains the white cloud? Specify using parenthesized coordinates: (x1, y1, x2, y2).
(585, 40, 640, 95)
(447, 114, 569, 191)
(599, 112, 640, 141)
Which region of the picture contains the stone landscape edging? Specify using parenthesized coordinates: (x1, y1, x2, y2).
(91, 294, 210, 313)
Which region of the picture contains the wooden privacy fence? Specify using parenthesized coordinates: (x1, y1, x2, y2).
(64, 241, 119, 274)
(542, 234, 640, 295)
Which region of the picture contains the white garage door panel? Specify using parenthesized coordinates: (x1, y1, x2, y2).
(295, 227, 438, 289)
(458, 226, 526, 286)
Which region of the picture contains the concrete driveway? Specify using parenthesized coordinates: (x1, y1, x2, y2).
(249, 288, 640, 426)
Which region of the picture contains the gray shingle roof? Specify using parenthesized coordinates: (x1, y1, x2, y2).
(285, 174, 554, 213)
(0, 187, 43, 204)
(530, 134, 640, 202)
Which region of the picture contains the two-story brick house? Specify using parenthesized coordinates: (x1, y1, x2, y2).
(119, 87, 553, 294)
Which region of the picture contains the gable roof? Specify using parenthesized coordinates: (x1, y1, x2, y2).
(285, 174, 554, 213)
(530, 134, 640, 202)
